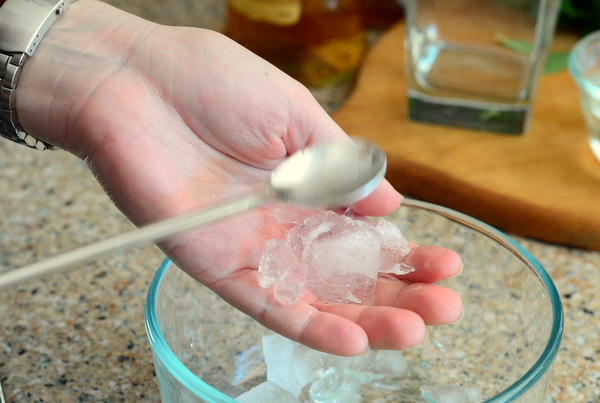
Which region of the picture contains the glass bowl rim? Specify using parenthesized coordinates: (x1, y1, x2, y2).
(144, 198, 564, 402)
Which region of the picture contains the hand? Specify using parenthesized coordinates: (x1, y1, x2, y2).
(17, 0, 463, 356)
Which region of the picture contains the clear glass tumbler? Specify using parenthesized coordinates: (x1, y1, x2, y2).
(145, 199, 563, 402)
(403, 0, 561, 134)
(568, 30, 600, 163)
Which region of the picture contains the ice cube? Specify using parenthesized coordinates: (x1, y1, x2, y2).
(308, 349, 409, 402)
(309, 367, 362, 403)
(374, 219, 413, 275)
(258, 239, 307, 305)
(323, 348, 405, 387)
(261, 335, 411, 401)
(420, 384, 480, 403)
(371, 349, 408, 374)
(323, 348, 374, 372)
(308, 367, 345, 403)
(262, 334, 325, 397)
(290, 211, 381, 304)
(302, 230, 380, 304)
(266, 203, 322, 226)
(258, 208, 413, 305)
(236, 381, 300, 402)
(300, 215, 381, 274)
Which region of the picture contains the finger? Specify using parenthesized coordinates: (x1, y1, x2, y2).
(209, 269, 370, 356)
(298, 310, 370, 356)
(374, 280, 463, 325)
(318, 304, 427, 350)
(351, 180, 403, 217)
(398, 245, 463, 283)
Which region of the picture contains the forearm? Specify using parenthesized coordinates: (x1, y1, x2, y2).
(15, 0, 155, 156)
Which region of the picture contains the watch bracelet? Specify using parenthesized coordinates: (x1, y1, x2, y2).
(0, 0, 76, 151)
(0, 51, 53, 150)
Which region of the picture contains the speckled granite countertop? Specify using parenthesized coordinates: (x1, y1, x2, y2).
(0, 1, 599, 402)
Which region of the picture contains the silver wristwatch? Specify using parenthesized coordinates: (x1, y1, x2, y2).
(0, 0, 75, 150)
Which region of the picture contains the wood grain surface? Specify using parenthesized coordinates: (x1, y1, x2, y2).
(333, 23, 600, 251)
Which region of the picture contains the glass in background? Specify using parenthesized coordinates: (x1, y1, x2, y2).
(403, 0, 561, 135)
(568, 30, 600, 164)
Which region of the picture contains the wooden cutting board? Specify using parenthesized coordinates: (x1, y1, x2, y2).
(333, 23, 600, 251)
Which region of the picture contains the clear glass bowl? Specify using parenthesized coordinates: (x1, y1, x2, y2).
(145, 198, 563, 402)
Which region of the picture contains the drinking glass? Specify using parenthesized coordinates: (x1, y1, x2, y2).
(403, 0, 561, 134)
(568, 30, 600, 163)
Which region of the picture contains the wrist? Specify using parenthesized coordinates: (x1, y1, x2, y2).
(15, 0, 155, 155)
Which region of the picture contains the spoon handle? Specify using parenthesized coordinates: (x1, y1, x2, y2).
(0, 192, 265, 290)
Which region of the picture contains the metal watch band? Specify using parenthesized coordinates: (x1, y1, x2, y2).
(0, 51, 52, 150)
(0, 0, 75, 150)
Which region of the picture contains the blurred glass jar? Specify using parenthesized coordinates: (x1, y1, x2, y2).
(225, 0, 367, 87)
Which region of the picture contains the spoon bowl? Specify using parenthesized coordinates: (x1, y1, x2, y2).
(267, 138, 386, 207)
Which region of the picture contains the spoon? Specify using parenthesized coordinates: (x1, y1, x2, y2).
(0, 138, 386, 289)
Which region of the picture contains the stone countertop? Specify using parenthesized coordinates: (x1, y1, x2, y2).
(0, 1, 599, 402)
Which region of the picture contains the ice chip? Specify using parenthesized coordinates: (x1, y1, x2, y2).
(371, 349, 408, 374)
(323, 350, 374, 374)
(301, 216, 381, 273)
(309, 367, 362, 403)
(262, 334, 325, 397)
(260, 335, 413, 401)
(308, 367, 345, 403)
(374, 219, 413, 275)
(301, 221, 381, 303)
(267, 204, 321, 225)
(258, 208, 413, 305)
(236, 381, 300, 402)
(322, 348, 405, 387)
(373, 219, 407, 247)
(290, 210, 381, 304)
(307, 349, 406, 402)
(258, 239, 307, 304)
(421, 384, 480, 403)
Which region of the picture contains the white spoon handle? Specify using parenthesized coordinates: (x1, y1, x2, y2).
(0, 193, 264, 289)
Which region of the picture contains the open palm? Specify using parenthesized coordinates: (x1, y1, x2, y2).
(19, 1, 463, 356)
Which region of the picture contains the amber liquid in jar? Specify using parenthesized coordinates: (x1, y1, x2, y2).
(359, 0, 404, 30)
(226, 0, 367, 87)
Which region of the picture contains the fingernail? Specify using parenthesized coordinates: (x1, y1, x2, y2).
(453, 305, 465, 323)
(418, 327, 429, 347)
(448, 262, 464, 279)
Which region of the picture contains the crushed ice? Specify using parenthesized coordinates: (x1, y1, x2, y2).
(235, 335, 480, 403)
(258, 207, 413, 305)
